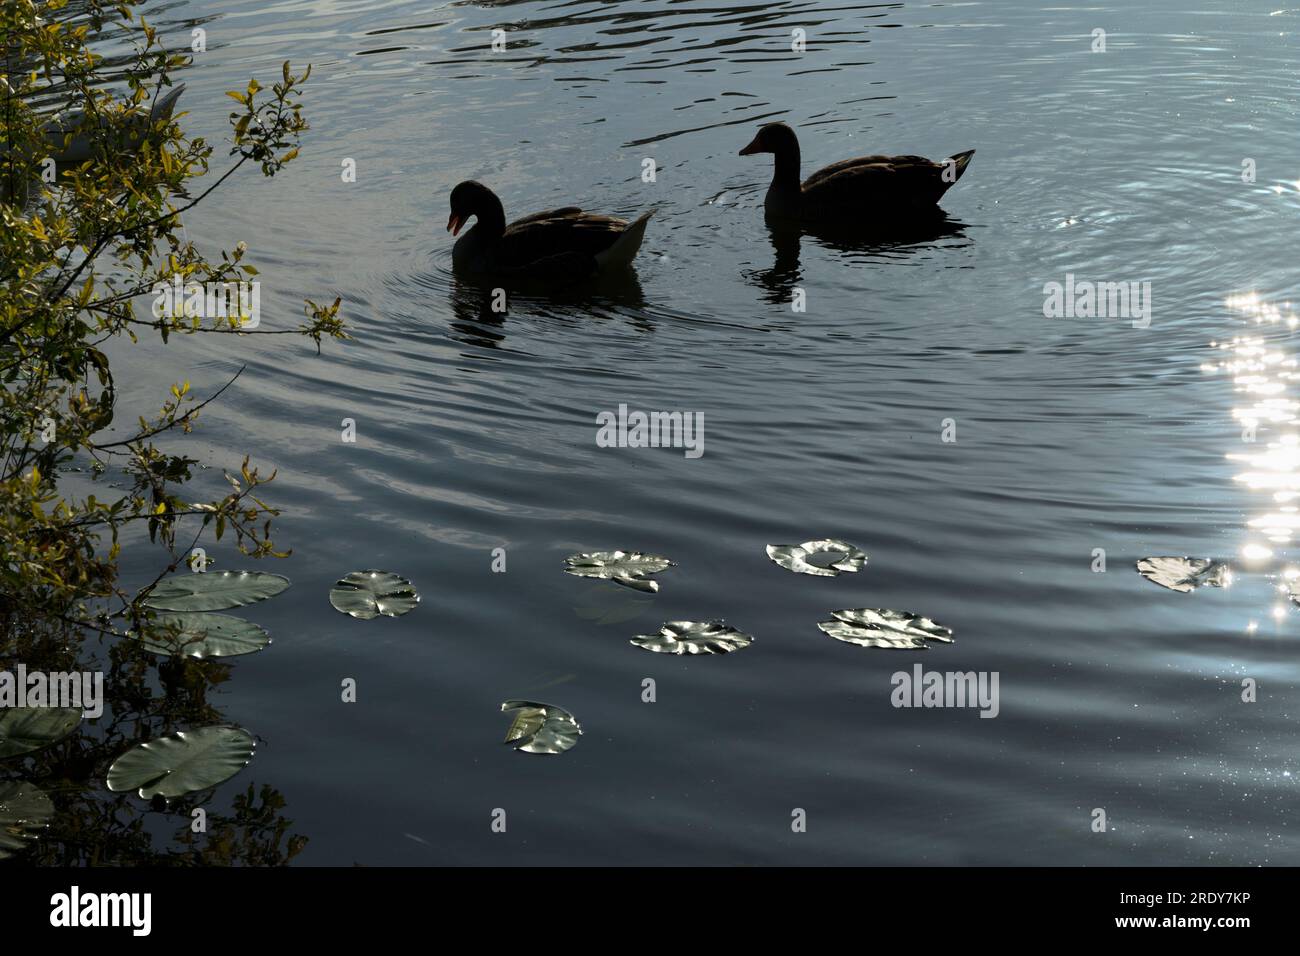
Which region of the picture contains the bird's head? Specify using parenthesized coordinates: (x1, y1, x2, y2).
(447, 180, 497, 236)
(739, 122, 798, 157)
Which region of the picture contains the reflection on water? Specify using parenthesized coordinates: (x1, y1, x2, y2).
(6, 0, 217, 111)
(1222, 295, 1300, 560)
(445, 268, 652, 350)
(1, 625, 308, 865)
(28, 0, 1300, 865)
(1217, 293, 1300, 630)
(749, 213, 972, 302)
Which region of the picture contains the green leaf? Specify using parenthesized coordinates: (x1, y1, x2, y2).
(0, 707, 82, 759)
(630, 619, 753, 655)
(766, 538, 867, 577)
(816, 609, 955, 650)
(142, 570, 290, 611)
(563, 550, 674, 593)
(106, 726, 255, 799)
(134, 613, 270, 659)
(500, 700, 582, 755)
(328, 570, 419, 620)
(1136, 556, 1230, 594)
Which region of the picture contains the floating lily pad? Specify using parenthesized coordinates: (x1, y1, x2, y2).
(143, 570, 290, 611)
(0, 782, 54, 860)
(500, 700, 582, 755)
(817, 608, 954, 649)
(0, 707, 82, 759)
(766, 539, 867, 577)
(631, 620, 753, 655)
(563, 550, 674, 593)
(134, 613, 270, 659)
(1135, 556, 1231, 593)
(329, 570, 420, 619)
(106, 726, 255, 799)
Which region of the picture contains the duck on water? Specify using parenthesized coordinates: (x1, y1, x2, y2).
(447, 180, 654, 282)
(739, 121, 974, 224)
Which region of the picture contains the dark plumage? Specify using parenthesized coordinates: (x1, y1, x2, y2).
(447, 181, 653, 281)
(738, 122, 974, 223)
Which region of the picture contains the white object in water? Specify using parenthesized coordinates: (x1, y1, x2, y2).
(42, 83, 186, 164)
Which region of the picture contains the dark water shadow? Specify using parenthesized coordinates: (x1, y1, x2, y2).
(448, 267, 652, 349)
(0, 622, 308, 865)
(748, 212, 974, 303)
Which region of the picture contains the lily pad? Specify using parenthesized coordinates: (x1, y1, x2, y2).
(0, 707, 82, 759)
(631, 620, 753, 655)
(500, 700, 582, 755)
(817, 608, 954, 649)
(106, 725, 255, 799)
(329, 570, 420, 619)
(563, 550, 674, 593)
(134, 613, 270, 659)
(0, 782, 54, 860)
(1135, 556, 1231, 593)
(143, 570, 290, 611)
(766, 539, 867, 577)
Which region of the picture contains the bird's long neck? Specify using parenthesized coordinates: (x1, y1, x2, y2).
(473, 190, 507, 242)
(771, 140, 802, 191)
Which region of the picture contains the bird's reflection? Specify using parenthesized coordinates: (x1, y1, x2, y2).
(448, 277, 508, 349)
(448, 268, 652, 350)
(748, 212, 972, 303)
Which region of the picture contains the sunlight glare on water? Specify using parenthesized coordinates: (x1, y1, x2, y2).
(70, 0, 1300, 865)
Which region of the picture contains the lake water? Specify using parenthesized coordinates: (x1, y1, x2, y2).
(48, 0, 1300, 864)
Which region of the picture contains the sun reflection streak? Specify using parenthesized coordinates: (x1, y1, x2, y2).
(1221, 294, 1300, 563)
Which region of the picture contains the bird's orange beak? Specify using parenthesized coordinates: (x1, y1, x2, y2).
(738, 135, 763, 156)
(447, 212, 463, 236)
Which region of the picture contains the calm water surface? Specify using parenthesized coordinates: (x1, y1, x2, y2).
(92, 0, 1300, 864)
